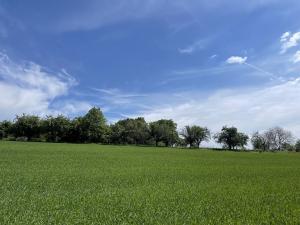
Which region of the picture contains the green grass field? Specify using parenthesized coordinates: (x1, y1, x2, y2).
(0, 141, 299, 225)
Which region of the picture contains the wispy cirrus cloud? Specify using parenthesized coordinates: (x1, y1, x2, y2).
(88, 88, 151, 121)
(226, 55, 277, 79)
(93, 88, 148, 105)
(0, 52, 90, 119)
(210, 54, 218, 59)
(133, 77, 300, 139)
(178, 39, 207, 54)
(163, 50, 290, 86)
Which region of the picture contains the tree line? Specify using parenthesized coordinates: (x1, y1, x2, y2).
(0, 107, 299, 152)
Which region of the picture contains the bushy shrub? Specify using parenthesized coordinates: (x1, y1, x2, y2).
(30, 137, 44, 142)
(16, 137, 28, 142)
(5, 136, 16, 141)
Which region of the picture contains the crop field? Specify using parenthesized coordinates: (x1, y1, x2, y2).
(0, 141, 299, 225)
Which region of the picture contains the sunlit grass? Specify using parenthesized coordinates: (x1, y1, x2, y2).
(0, 141, 299, 224)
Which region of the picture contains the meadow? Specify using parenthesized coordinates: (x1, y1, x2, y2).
(0, 141, 299, 225)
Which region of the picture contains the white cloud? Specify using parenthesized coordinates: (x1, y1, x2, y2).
(293, 51, 300, 63)
(280, 32, 290, 42)
(93, 88, 148, 106)
(178, 47, 195, 54)
(226, 56, 247, 64)
(280, 31, 300, 54)
(178, 40, 206, 54)
(0, 52, 88, 120)
(225, 56, 278, 78)
(51, 101, 92, 116)
(133, 77, 300, 139)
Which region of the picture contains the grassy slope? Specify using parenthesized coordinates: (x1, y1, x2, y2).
(0, 141, 299, 225)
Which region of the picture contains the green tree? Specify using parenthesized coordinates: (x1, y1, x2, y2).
(109, 122, 125, 144)
(181, 125, 210, 148)
(282, 143, 295, 151)
(263, 127, 293, 151)
(110, 117, 150, 145)
(175, 137, 186, 148)
(150, 119, 178, 147)
(238, 133, 249, 149)
(214, 126, 249, 150)
(0, 120, 13, 139)
(67, 107, 108, 143)
(67, 117, 85, 143)
(12, 114, 41, 141)
(82, 107, 108, 143)
(295, 140, 300, 152)
(42, 115, 71, 142)
(251, 132, 269, 151)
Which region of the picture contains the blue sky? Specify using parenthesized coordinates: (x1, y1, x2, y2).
(1, 0, 300, 137)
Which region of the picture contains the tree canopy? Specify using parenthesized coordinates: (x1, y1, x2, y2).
(181, 125, 210, 148)
(150, 119, 178, 147)
(12, 114, 41, 141)
(0, 107, 298, 152)
(110, 117, 150, 145)
(214, 126, 249, 150)
(251, 127, 294, 151)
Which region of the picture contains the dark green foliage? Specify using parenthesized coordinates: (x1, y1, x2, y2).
(0, 108, 179, 147)
(150, 119, 178, 147)
(42, 115, 71, 142)
(81, 107, 108, 143)
(12, 114, 41, 141)
(295, 140, 300, 152)
(1, 107, 298, 151)
(110, 117, 150, 145)
(238, 133, 249, 149)
(214, 126, 249, 150)
(181, 125, 210, 148)
(0, 120, 12, 139)
(0, 107, 109, 144)
(66, 117, 86, 143)
(251, 131, 269, 151)
(282, 143, 295, 151)
(175, 137, 186, 147)
(41, 107, 109, 143)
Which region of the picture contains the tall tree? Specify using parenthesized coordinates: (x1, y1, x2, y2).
(181, 125, 210, 148)
(251, 132, 269, 151)
(110, 117, 150, 145)
(237, 133, 249, 149)
(150, 119, 178, 147)
(263, 127, 293, 151)
(12, 114, 41, 141)
(82, 107, 108, 143)
(42, 115, 71, 142)
(67, 117, 86, 143)
(214, 126, 249, 150)
(0, 120, 13, 139)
